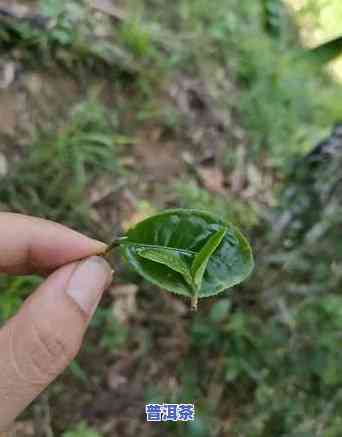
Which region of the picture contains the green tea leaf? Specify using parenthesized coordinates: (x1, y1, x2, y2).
(136, 246, 193, 287)
(191, 227, 227, 291)
(118, 209, 254, 309)
(190, 227, 227, 310)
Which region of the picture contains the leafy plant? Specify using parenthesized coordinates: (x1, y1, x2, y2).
(0, 99, 123, 230)
(174, 180, 260, 229)
(307, 35, 342, 65)
(0, 276, 42, 322)
(104, 209, 254, 310)
(62, 421, 102, 437)
(91, 308, 128, 353)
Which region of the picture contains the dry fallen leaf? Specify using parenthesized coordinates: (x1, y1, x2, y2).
(106, 355, 134, 390)
(110, 283, 138, 323)
(88, 175, 116, 205)
(198, 166, 225, 193)
(0, 62, 16, 89)
(88, 0, 127, 21)
(121, 199, 155, 231)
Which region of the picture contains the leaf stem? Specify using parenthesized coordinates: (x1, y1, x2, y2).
(191, 288, 199, 311)
(102, 236, 128, 257)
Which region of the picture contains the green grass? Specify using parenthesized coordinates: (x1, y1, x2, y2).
(142, 0, 342, 168)
(0, 276, 42, 322)
(0, 98, 122, 230)
(62, 421, 103, 437)
(4, 0, 340, 171)
(173, 180, 259, 229)
(1, 0, 340, 170)
(90, 308, 129, 354)
(0, 0, 167, 80)
(236, 38, 342, 165)
(0, 97, 127, 322)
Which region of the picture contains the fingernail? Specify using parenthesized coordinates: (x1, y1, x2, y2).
(66, 256, 113, 316)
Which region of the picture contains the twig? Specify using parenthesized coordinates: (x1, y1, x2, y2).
(102, 236, 128, 257)
(88, 0, 127, 22)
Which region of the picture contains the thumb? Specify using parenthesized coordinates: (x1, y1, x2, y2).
(0, 256, 112, 431)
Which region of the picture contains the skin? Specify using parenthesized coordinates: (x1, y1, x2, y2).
(0, 213, 113, 432)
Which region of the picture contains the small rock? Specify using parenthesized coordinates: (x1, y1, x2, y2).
(7, 420, 35, 436)
(0, 153, 8, 177)
(107, 370, 127, 390)
(0, 62, 16, 89)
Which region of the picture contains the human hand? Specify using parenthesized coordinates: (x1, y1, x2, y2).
(0, 213, 113, 431)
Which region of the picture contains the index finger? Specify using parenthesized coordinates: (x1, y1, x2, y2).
(0, 213, 106, 275)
